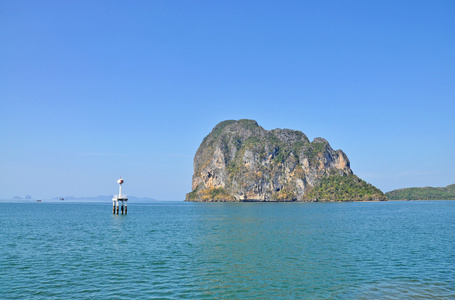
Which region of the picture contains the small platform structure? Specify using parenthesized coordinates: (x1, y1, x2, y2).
(112, 177, 128, 214)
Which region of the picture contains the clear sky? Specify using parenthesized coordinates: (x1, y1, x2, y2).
(1, 0, 454, 200)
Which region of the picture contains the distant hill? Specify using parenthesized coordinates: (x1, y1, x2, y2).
(385, 184, 455, 200)
(52, 195, 158, 202)
(11, 195, 32, 200)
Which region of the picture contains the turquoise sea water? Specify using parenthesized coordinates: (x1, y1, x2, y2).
(1, 201, 455, 299)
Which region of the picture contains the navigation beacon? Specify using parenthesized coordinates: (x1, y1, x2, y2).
(112, 177, 128, 214)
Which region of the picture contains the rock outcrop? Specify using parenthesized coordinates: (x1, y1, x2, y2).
(186, 119, 385, 202)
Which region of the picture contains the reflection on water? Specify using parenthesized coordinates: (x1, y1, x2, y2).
(1, 201, 455, 299)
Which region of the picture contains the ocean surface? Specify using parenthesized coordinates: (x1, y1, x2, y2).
(1, 200, 455, 299)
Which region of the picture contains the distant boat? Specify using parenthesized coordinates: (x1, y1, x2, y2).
(36, 200, 42, 202)
(60, 198, 64, 201)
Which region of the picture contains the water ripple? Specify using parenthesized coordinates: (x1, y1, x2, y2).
(1, 201, 455, 299)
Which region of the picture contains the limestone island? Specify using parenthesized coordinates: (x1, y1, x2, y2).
(186, 119, 386, 202)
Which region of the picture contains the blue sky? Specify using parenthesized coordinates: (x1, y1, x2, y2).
(1, 0, 454, 200)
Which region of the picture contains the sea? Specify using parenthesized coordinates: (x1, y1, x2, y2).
(1, 200, 454, 299)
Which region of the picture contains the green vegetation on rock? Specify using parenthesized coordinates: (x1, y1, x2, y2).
(306, 173, 387, 201)
(187, 185, 235, 202)
(385, 184, 455, 200)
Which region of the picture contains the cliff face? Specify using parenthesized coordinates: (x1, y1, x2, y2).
(186, 120, 386, 202)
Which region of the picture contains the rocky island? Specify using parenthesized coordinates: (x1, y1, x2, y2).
(186, 119, 386, 202)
